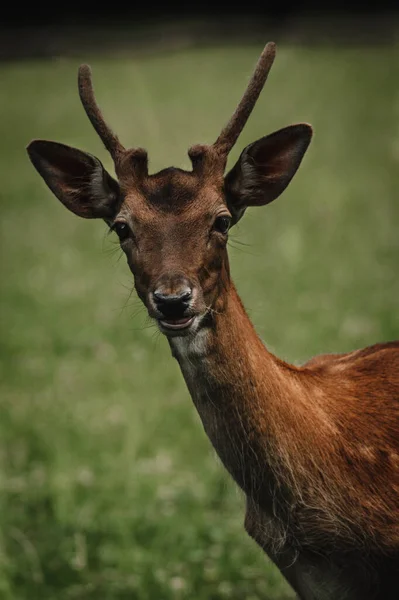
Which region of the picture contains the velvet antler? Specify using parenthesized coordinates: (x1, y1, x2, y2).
(78, 64, 126, 160)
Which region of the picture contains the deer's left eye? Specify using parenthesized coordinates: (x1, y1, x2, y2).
(112, 222, 130, 241)
(213, 216, 231, 235)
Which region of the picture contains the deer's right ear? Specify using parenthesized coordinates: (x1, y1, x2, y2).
(27, 140, 121, 219)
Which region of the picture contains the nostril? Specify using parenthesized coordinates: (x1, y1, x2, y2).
(180, 289, 192, 302)
(153, 288, 192, 305)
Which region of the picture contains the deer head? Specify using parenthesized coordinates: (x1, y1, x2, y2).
(27, 42, 312, 336)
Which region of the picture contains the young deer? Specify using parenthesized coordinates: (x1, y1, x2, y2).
(27, 43, 399, 599)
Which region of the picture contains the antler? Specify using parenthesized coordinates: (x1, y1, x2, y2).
(78, 43, 276, 176)
(78, 65, 126, 160)
(213, 42, 276, 156)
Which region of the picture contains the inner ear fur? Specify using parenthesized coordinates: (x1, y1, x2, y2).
(225, 123, 313, 222)
(27, 140, 121, 219)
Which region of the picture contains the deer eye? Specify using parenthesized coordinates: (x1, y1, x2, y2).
(213, 215, 231, 235)
(112, 221, 130, 241)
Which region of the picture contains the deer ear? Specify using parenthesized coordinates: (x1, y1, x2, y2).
(27, 140, 121, 219)
(225, 124, 312, 223)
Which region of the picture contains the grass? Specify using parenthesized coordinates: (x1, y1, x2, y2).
(0, 36, 398, 599)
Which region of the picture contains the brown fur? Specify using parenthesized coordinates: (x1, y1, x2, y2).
(26, 43, 399, 599)
(171, 284, 399, 598)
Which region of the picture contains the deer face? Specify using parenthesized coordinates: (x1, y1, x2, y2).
(27, 43, 312, 337)
(110, 168, 232, 335)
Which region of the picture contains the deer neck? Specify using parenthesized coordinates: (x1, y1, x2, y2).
(168, 282, 306, 501)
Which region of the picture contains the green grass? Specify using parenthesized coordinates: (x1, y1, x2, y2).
(1, 38, 399, 599)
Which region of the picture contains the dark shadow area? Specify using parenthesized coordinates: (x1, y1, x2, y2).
(0, 11, 398, 60)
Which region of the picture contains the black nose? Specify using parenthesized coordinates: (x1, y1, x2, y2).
(153, 288, 192, 319)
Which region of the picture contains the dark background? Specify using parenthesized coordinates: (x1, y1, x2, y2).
(1, 5, 397, 59)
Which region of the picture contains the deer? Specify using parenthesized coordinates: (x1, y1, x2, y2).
(27, 42, 399, 599)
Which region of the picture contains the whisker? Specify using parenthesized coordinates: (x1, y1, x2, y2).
(150, 328, 163, 350)
(204, 303, 223, 317)
(129, 306, 147, 321)
(228, 240, 259, 257)
(229, 237, 253, 247)
(129, 321, 156, 333)
(102, 243, 121, 257)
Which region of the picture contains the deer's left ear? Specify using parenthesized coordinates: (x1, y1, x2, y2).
(224, 124, 312, 223)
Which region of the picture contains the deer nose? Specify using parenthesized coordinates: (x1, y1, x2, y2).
(152, 287, 192, 318)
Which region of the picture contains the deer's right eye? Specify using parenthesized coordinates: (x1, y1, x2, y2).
(112, 222, 130, 241)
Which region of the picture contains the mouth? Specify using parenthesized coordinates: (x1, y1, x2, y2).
(158, 316, 195, 331)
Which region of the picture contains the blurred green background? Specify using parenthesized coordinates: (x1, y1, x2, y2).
(0, 26, 398, 599)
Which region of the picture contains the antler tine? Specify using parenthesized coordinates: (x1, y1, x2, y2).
(214, 42, 276, 156)
(78, 64, 126, 160)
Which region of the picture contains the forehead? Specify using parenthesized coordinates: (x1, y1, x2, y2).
(120, 167, 224, 220)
